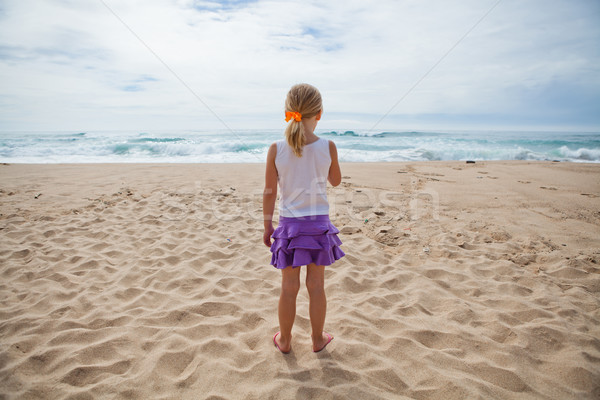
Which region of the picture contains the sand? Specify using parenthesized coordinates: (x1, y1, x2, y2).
(0, 161, 599, 399)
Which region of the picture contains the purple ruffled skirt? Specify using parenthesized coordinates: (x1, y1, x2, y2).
(270, 214, 345, 269)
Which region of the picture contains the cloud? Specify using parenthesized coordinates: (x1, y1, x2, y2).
(0, 0, 598, 131)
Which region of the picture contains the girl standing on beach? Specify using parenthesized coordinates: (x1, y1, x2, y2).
(263, 83, 345, 353)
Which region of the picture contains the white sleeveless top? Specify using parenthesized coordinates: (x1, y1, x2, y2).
(275, 137, 331, 218)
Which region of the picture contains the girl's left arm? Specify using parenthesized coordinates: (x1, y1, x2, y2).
(263, 143, 278, 247)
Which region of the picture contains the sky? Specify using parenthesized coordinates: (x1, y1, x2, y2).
(0, 0, 599, 132)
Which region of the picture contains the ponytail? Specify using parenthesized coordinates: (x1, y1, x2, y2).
(285, 119, 306, 157)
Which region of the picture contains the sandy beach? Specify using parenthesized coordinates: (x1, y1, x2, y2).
(1, 161, 599, 399)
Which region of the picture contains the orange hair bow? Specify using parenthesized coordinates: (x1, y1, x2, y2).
(285, 111, 302, 122)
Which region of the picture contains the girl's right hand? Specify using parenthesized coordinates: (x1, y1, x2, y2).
(263, 224, 275, 247)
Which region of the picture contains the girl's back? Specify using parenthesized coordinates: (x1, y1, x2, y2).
(275, 137, 331, 218)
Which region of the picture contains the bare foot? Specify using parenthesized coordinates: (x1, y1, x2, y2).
(273, 332, 291, 354)
(312, 332, 333, 352)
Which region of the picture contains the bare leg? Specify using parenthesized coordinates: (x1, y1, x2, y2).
(306, 263, 331, 351)
(276, 266, 300, 352)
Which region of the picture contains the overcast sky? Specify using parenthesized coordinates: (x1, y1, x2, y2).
(0, 0, 599, 132)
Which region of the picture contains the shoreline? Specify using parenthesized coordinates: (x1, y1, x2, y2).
(1, 159, 599, 164)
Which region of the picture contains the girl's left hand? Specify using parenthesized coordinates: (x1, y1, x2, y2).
(263, 224, 275, 247)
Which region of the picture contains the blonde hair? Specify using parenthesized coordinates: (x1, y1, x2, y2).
(284, 83, 322, 157)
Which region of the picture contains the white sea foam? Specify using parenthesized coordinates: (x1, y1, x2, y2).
(558, 146, 600, 162)
(0, 130, 598, 163)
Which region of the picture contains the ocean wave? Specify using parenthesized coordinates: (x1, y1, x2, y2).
(129, 137, 186, 143)
(323, 130, 439, 138)
(323, 130, 360, 137)
(106, 139, 264, 158)
(372, 131, 440, 138)
(558, 146, 600, 162)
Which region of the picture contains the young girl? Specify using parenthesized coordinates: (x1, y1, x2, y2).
(263, 83, 345, 354)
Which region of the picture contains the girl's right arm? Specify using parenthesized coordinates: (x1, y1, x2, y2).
(327, 140, 342, 187)
(263, 142, 278, 247)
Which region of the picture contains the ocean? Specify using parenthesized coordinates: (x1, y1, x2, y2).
(0, 129, 599, 163)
